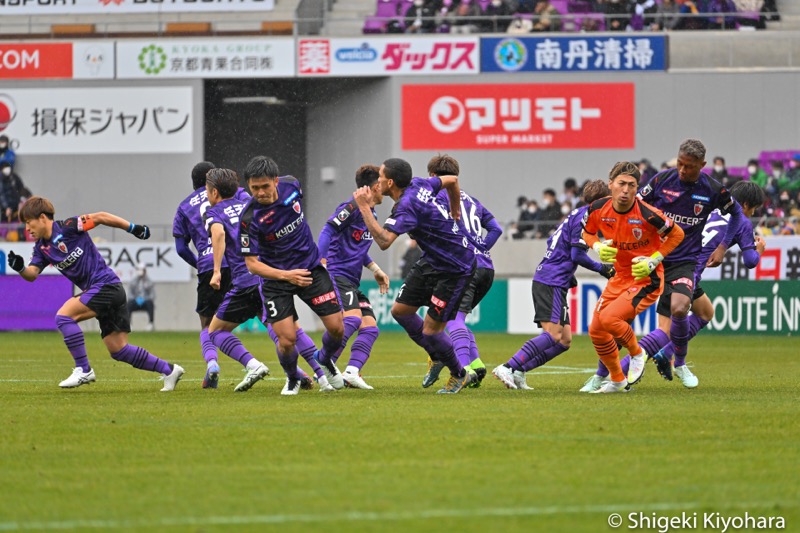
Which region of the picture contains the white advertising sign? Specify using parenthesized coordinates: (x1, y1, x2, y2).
(297, 37, 480, 77)
(700, 235, 800, 281)
(1, 241, 192, 282)
(1, 87, 193, 154)
(117, 39, 295, 79)
(0, 0, 273, 15)
(72, 41, 116, 80)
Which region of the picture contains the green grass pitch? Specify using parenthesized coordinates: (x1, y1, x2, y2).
(1, 331, 797, 532)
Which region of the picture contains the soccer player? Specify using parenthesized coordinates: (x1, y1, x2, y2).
(317, 164, 390, 390)
(427, 154, 503, 388)
(8, 197, 184, 391)
(353, 157, 475, 394)
(649, 180, 766, 383)
(636, 139, 746, 388)
(582, 162, 684, 393)
(492, 179, 616, 390)
(173, 161, 248, 388)
(239, 156, 345, 396)
(204, 168, 274, 392)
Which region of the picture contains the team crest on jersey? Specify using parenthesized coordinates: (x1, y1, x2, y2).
(292, 201, 301, 214)
(632, 227, 642, 240)
(240, 234, 250, 248)
(57, 242, 68, 253)
(694, 203, 704, 216)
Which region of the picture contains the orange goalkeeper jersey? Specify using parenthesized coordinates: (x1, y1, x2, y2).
(582, 196, 679, 283)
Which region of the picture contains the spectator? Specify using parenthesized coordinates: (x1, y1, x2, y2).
(512, 199, 539, 239)
(399, 238, 423, 279)
(675, 0, 706, 30)
(532, 0, 562, 31)
(651, 0, 681, 30)
(0, 135, 15, 169)
(0, 162, 31, 223)
(449, 0, 483, 33)
(746, 158, 770, 188)
(604, 0, 631, 31)
(733, 0, 765, 29)
(631, 0, 658, 31)
(405, 0, 438, 33)
(761, 0, 779, 21)
(560, 200, 573, 220)
(766, 160, 785, 203)
(559, 177, 580, 208)
(706, 0, 737, 29)
(638, 159, 658, 186)
(507, 14, 534, 32)
(127, 264, 156, 331)
(482, 0, 514, 32)
(779, 155, 800, 195)
(537, 188, 562, 237)
(710, 156, 739, 188)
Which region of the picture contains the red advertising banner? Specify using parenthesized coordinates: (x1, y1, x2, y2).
(0, 43, 73, 79)
(402, 83, 635, 150)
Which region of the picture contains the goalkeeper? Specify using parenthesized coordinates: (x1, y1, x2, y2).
(581, 162, 684, 394)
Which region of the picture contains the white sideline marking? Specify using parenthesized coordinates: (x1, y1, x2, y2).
(0, 501, 792, 531)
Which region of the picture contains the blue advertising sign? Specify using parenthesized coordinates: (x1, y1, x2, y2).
(481, 35, 667, 73)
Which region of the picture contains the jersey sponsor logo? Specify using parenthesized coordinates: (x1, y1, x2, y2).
(430, 294, 447, 309)
(359, 301, 372, 309)
(258, 210, 275, 224)
(671, 276, 694, 289)
(664, 211, 703, 227)
(385, 218, 396, 226)
(352, 229, 373, 242)
(694, 203, 704, 216)
(283, 191, 299, 205)
(55, 246, 83, 270)
(628, 218, 642, 224)
(691, 194, 710, 202)
(632, 227, 642, 240)
(269, 213, 305, 241)
(311, 290, 338, 306)
(663, 189, 680, 197)
(619, 239, 650, 251)
(57, 241, 67, 253)
(601, 217, 616, 223)
(292, 201, 301, 214)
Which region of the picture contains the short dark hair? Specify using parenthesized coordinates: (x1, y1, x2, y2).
(679, 139, 707, 161)
(730, 181, 765, 210)
(609, 161, 641, 182)
(19, 196, 55, 223)
(747, 159, 759, 167)
(355, 164, 380, 188)
(543, 188, 557, 198)
(714, 156, 725, 165)
(191, 161, 215, 190)
(206, 168, 240, 199)
(427, 154, 460, 177)
(564, 177, 577, 189)
(244, 156, 280, 181)
(582, 179, 610, 204)
(382, 158, 413, 189)
(0, 134, 8, 143)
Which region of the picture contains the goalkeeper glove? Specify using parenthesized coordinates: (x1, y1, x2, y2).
(8, 251, 24, 273)
(128, 223, 150, 240)
(632, 252, 664, 281)
(592, 240, 618, 263)
(599, 263, 616, 280)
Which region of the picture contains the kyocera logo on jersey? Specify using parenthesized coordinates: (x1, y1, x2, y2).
(55, 247, 84, 270)
(352, 229, 372, 242)
(632, 227, 642, 240)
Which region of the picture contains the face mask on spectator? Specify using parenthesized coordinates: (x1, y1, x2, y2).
(0, 143, 7, 150)
(414, 0, 423, 6)
(527, 206, 537, 214)
(1, 167, 10, 177)
(773, 169, 782, 178)
(748, 165, 757, 174)
(492, 0, 502, 6)
(714, 165, 724, 173)
(561, 205, 571, 215)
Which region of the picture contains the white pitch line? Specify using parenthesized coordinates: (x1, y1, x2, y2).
(0, 500, 793, 531)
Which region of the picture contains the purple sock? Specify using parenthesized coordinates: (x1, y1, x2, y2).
(393, 312, 434, 356)
(596, 359, 610, 378)
(425, 331, 464, 377)
(595, 355, 629, 377)
(521, 342, 569, 372)
(446, 312, 473, 368)
(296, 328, 324, 378)
(200, 327, 217, 363)
(110, 344, 171, 374)
(317, 330, 343, 365)
(56, 315, 91, 372)
(278, 350, 299, 379)
(671, 315, 691, 367)
(210, 330, 254, 368)
(688, 314, 709, 340)
(507, 332, 557, 372)
(348, 326, 379, 371)
(467, 329, 480, 365)
(332, 316, 362, 364)
(638, 328, 670, 358)
(620, 355, 630, 375)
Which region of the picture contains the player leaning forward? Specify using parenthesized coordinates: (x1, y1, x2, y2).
(582, 162, 684, 393)
(8, 197, 184, 391)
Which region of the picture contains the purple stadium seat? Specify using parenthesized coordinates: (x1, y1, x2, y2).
(572, 12, 604, 31)
(567, 0, 593, 13)
(362, 0, 400, 33)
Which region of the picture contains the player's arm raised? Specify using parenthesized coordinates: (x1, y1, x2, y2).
(353, 186, 398, 250)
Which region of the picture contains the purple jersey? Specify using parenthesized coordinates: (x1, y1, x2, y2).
(29, 217, 120, 291)
(533, 205, 589, 288)
(239, 176, 321, 271)
(204, 197, 259, 290)
(638, 169, 739, 263)
(695, 209, 758, 282)
(435, 189, 495, 270)
(384, 177, 474, 274)
(173, 187, 249, 274)
(324, 198, 376, 285)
